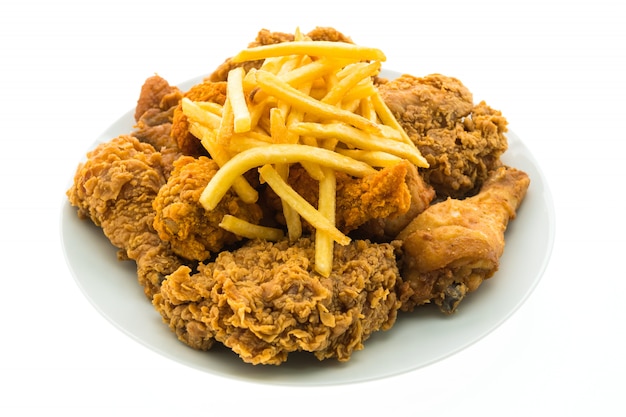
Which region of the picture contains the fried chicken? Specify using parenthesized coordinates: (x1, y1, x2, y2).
(131, 75, 183, 177)
(152, 238, 402, 365)
(134, 74, 182, 123)
(356, 161, 436, 241)
(170, 81, 227, 157)
(152, 155, 263, 261)
(66, 135, 183, 298)
(397, 166, 530, 314)
(264, 160, 433, 239)
(379, 73, 509, 199)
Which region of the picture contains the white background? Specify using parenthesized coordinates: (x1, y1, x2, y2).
(1, 0, 624, 415)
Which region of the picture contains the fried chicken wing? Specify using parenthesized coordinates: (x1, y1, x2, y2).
(131, 75, 183, 177)
(66, 136, 183, 298)
(152, 155, 263, 261)
(397, 166, 530, 314)
(379, 73, 509, 199)
(152, 238, 402, 365)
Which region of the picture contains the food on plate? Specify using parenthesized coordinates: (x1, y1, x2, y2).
(133, 75, 184, 156)
(397, 166, 530, 313)
(379, 74, 509, 199)
(152, 238, 401, 365)
(152, 155, 264, 261)
(263, 161, 434, 239)
(66, 135, 183, 299)
(66, 26, 529, 365)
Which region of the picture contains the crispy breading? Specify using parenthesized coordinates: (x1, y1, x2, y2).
(379, 73, 508, 199)
(66, 136, 183, 298)
(152, 238, 402, 365)
(152, 155, 263, 261)
(264, 160, 427, 237)
(170, 81, 227, 156)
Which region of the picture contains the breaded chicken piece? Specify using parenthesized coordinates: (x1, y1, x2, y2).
(152, 238, 402, 365)
(379, 73, 509, 199)
(134, 74, 182, 123)
(397, 166, 530, 314)
(152, 155, 263, 261)
(67, 136, 183, 298)
(170, 81, 227, 156)
(356, 161, 436, 241)
(131, 75, 183, 177)
(265, 161, 431, 238)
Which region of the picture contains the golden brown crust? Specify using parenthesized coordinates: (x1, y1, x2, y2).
(170, 81, 227, 156)
(152, 238, 402, 365)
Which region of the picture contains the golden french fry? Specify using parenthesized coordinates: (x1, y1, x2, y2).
(254, 70, 383, 135)
(227, 67, 252, 133)
(215, 95, 235, 145)
(359, 96, 378, 122)
(290, 121, 429, 167)
(258, 164, 349, 246)
(274, 163, 302, 242)
(182, 98, 222, 129)
(370, 90, 416, 146)
(230, 41, 386, 63)
(280, 57, 349, 88)
(199, 144, 376, 211)
(321, 61, 380, 105)
(189, 122, 259, 204)
(219, 214, 285, 241)
(335, 149, 404, 168)
(269, 107, 288, 143)
(195, 101, 224, 116)
(314, 166, 337, 277)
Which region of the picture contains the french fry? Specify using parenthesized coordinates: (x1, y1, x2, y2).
(254, 70, 383, 135)
(216, 95, 236, 145)
(199, 144, 376, 211)
(219, 214, 285, 241)
(321, 61, 380, 105)
(195, 101, 223, 116)
(370, 90, 416, 146)
(315, 166, 337, 277)
(230, 40, 386, 63)
(335, 149, 404, 168)
(188, 122, 259, 204)
(290, 121, 429, 167)
(227, 67, 252, 133)
(182, 98, 222, 129)
(258, 164, 350, 246)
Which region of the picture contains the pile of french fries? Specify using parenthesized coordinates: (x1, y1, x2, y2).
(181, 29, 428, 277)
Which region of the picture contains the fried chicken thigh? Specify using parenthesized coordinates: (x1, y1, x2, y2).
(379, 74, 509, 199)
(66, 136, 183, 298)
(152, 238, 401, 365)
(397, 166, 530, 314)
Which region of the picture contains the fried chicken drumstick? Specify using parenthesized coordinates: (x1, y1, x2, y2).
(397, 166, 530, 314)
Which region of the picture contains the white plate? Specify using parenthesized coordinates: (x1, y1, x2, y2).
(61, 70, 555, 386)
